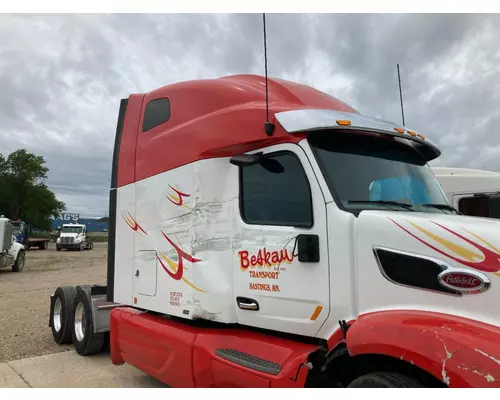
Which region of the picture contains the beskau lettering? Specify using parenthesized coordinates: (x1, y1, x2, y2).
(239, 248, 294, 270)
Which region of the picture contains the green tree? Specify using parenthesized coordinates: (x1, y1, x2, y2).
(0, 149, 65, 230)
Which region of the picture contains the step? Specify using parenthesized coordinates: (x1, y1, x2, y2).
(215, 348, 282, 375)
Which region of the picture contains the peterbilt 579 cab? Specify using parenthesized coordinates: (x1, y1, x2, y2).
(48, 75, 500, 388)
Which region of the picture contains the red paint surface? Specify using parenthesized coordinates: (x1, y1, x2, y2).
(110, 307, 319, 388)
(116, 74, 358, 187)
(345, 310, 500, 388)
(116, 94, 143, 188)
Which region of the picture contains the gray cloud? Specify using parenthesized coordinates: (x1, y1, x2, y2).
(1, 13, 500, 216)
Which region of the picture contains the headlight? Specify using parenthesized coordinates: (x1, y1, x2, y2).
(74, 239, 81, 244)
(56, 238, 60, 243)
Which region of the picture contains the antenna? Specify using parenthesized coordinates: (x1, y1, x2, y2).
(263, 13, 274, 136)
(397, 63, 406, 127)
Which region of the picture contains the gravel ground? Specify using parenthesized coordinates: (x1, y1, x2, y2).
(0, 243, 107, 363)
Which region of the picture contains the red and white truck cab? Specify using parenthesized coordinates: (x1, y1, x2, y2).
(49, 74, 500, 388)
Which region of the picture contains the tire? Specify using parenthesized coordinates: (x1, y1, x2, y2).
(72, 289, 105, 356)
(12, 250, 25, 272)
(79, 242, 84, 251)
(347, 372, 424, 388)
(56, 246, 61, 251)
(51, 286, 77, 344)
(39, 241, 47, 250)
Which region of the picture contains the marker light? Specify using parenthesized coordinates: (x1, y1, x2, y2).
(407, 130, 417, 137)
(394, 127, 405, 134)
(417, 134, 426, 140)
(336, 120, 352, 126)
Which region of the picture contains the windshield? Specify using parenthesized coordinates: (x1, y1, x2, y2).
(11, 221, 22, 234)
(309, 132, 453, 214)
(62, 226, 83, 233)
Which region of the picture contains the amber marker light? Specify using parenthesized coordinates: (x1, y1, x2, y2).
(336, 120, 351, 126)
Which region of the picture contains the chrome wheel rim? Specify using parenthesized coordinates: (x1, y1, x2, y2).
(74, 302, 86, 342)
(53, 298, 62, 332)
(18, 254, 24, 270)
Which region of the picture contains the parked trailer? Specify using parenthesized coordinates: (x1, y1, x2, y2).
(12, 220, 50, 250)
(49, 75, 500, 388)
(432, 167, 500, 219)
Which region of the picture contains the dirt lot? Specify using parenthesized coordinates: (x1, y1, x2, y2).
(0, 243, 107, 363)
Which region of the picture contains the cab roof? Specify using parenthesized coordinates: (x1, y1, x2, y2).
(117, 74, 439, 186)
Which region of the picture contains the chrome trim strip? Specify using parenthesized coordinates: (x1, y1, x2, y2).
(372, 246, 461, 297)
(372, 246, 491, 296)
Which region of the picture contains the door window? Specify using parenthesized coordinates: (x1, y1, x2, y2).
(239, 152, 313, 228)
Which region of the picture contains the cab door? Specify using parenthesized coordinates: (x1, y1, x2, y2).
(232, 143, 330, 338)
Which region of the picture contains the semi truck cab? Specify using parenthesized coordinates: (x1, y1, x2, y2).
(56, 223, 93, 251)
(49, 75, 500, 388)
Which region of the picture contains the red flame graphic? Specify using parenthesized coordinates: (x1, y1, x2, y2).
(167, 185, 191, 206)
(392, 219, 500, 273)
(156, 231, 201, 281)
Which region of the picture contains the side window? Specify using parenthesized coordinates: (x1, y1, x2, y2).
(458, 196, 490, 217)
(142, 98, 171, 132)
(490, 197, 500, 219)
(240, 152, 313, 227)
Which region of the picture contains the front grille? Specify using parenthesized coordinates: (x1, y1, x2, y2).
(61, 237, 74, 244)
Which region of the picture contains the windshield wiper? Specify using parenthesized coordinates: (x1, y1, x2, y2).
(421, 203, 460, 214)
(347, 200, 415, 211)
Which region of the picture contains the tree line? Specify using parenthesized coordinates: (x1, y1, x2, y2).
(0, 149, 65, 231)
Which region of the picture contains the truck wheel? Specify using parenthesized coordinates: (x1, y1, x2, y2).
(12, 251, 25, 272)
(347, 372, 424, 388)
(79, 243, 84, 251)
(51, 286, 77, 344)
(72, 290, 105, 356)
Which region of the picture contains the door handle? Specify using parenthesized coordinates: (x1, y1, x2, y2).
(236, 297, 259, 311)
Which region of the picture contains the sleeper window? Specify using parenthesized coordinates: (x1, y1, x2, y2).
(142, 98, 171, 132)
(240, 152, 313, 227)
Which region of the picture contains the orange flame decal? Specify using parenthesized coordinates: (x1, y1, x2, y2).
(167, 185, 190, 207)
(156, 231, 206, 292)
(122, 212, 148, 235)
(392, 219, 500, 273)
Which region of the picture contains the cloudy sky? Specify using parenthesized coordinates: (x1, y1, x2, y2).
(1, 13, 499, 217)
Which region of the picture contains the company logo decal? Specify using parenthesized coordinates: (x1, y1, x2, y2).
(167, 185, 191, 209)
(438, 271, 486, 292)
(122, 212, 148, 235)
(391, 218, 500, 275)
(157, 231, 206, 293)
(238, 248, 294, 270)
(238, 247, 295, 293)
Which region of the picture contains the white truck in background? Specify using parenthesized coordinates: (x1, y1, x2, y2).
(56, 223, 94, 251)
(0, 216, 26, 272)
(432, 167, 500, 219)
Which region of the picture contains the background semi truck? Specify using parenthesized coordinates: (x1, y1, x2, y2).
(0, 216, 26, 272)
(432, 167, 500, 219)
(48, 75, 500, 388)
(56, 223, 94, 251)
